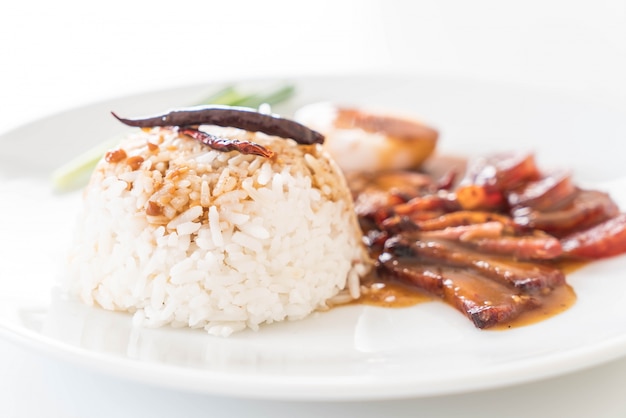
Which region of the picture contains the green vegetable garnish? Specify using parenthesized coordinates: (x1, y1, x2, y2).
(51, 136, 121, 192)
(230, 85, 295, 108)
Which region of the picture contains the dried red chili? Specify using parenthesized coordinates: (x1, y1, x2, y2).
(111, 105, 324, 145)
(179, 127, 274, 158)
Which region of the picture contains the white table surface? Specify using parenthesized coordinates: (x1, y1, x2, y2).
(1, 1, 626, 416)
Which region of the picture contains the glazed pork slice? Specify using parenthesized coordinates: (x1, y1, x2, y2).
(384, 235, 566, 291)
(512, 189, 620, 237)
(377, 253, 541, 328)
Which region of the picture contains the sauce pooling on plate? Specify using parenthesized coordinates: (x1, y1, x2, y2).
(357, 272, 577, 330)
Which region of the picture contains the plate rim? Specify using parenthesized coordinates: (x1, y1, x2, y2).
(2, 73, 626, 401)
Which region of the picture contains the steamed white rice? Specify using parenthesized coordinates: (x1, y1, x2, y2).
(65, 125, 370, 336)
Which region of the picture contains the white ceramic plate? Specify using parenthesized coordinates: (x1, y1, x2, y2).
(1, 75, 626, 401)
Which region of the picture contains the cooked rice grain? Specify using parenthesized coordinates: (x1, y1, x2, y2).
(65, 126, 370, 336)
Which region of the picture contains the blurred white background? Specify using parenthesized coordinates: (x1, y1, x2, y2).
(1, 0, 624, 133)
(1, 1, 625, 417)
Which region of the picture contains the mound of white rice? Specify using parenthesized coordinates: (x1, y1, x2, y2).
(65, 125, 370, 337)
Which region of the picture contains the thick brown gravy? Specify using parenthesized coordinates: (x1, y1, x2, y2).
(356, 259, 586, 330)
(495, 258, 586, 329)
(492, 283, 576, 330)
(359, 278, 433, 308)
